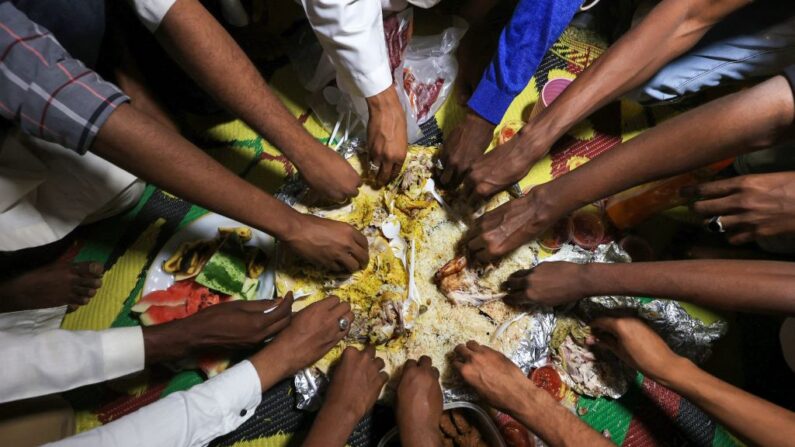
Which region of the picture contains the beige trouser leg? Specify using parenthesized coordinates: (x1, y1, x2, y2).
(0, 394, 75, 446)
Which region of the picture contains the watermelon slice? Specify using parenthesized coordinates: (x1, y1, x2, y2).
(136, 281, 232, 377)
(132, 289, 187, 313)
(195, 237, 247, 295)
(139, 305, 191, 326)
(197, 354, 231, 378)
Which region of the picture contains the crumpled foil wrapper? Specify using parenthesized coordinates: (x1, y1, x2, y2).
(294, 367, 329, 411)
(293, 241, 727, 407)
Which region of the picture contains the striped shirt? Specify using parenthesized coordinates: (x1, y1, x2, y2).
(0, 2, 129, 154)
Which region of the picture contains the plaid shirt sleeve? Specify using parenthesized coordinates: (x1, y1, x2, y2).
(0, 3, 130, 154)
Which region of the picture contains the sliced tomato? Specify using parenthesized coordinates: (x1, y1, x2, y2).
(570, 211, 605, 250)
(530, 366, 565, 401)
(493, 412, 534, 447)
(497, 121, 525, 146)
(499, 127, 517, 145)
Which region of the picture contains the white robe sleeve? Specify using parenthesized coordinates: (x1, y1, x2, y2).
(127, 0, 178, 32)
(0, 326, 145, 403)
(47, 360, 263, 447)
(300, 0, 393, 97)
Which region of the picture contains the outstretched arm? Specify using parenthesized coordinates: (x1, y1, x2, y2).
(522, 0, 752, 155)
(505, 260, 795, 316)
(592, 317, 795, 447)
(152, 0, 361, 202)
(94, 103, 369, 271)
(463, 0, 753, 199)
(453, 341, 611, 447)
(302, 346, 388, 447)
(52, 296, 355, 447)
(467, 74, 795, 262)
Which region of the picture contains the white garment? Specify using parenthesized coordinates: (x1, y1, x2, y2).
(128, 0, 178, 32)
(0, 306, 263, 446)
(0, 129, 140, 251)
(47, 361, 262, 447)
(300, 0, 441, 98)
(0, 309, 145, 403)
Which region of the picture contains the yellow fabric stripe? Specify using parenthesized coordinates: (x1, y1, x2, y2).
(228, 432, 294, 447)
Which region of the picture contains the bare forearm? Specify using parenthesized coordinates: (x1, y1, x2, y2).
(510, 386, 610, 447)
(660, 358, 795, 447)
(302, 405, 360, 447)
(524, 0, 751, 150)
(540, 75, 795, 216)
(157, 0, 318, 161)
(93, 103, 298, 239)
(584, 260, 795, 315)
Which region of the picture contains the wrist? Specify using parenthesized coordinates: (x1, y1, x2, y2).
(272, 209, 304, 243)
(142, 323, 192, 365)
(579, 263, 606, 295)
(516, 123, 554, 161)
(399, 424, 443, 447)
(366, 85, 398, 111)
(652, 355, 694, 389)
(249, 343, 294, 391)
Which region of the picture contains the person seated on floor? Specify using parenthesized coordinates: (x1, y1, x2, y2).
(454, 318, 795, 447)
(445, 0, 795, 201)
(439, 0, 584, 188)
(1, 295, 353, 446)
(0, 1, 369, 312)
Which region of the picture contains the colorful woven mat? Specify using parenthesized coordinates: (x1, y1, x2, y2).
(61, 17, 739, 447)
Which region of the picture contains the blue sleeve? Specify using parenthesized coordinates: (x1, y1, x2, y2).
(467, 0, 582, 124)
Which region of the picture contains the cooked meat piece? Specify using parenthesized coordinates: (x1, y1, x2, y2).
(451, 409, 472, 434)
(440, 412, 459, 438)
(442, 436, 455, 447)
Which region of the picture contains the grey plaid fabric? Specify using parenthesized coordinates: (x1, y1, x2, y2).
(0, 2, 129, 154)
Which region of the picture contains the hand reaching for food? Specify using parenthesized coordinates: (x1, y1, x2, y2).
(689, 172, 795, 245)
(325, 346, 389, 422)
(462, 130, 545, 203)
(589, 316, 681, 385)
(294, 141, 362, 203)
(281, 213, 369, 272)
(502, 262, 592, 307)
(452, 341, 532, 413)
(367, 87, 408, 186)
(396, 356, 444, 447)
(300, 345, 387, 447)
(182, 292, 292, 350)
(142, 293, 293, 365)
(254, 295, 354, 378)
(438, 111, 496, 189)
(467, 188, 556, 263)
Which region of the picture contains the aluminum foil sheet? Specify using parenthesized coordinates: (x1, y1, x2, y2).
(547, 242, 727, 364)
(293, 241, 727, 408)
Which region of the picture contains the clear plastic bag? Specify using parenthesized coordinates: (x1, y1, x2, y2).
(396, 18, 467, 140)
(289, 9, 465, 146)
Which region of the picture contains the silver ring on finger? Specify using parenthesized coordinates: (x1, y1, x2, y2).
(707, 216, 726, 233)
(338, 317, 349, 331)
